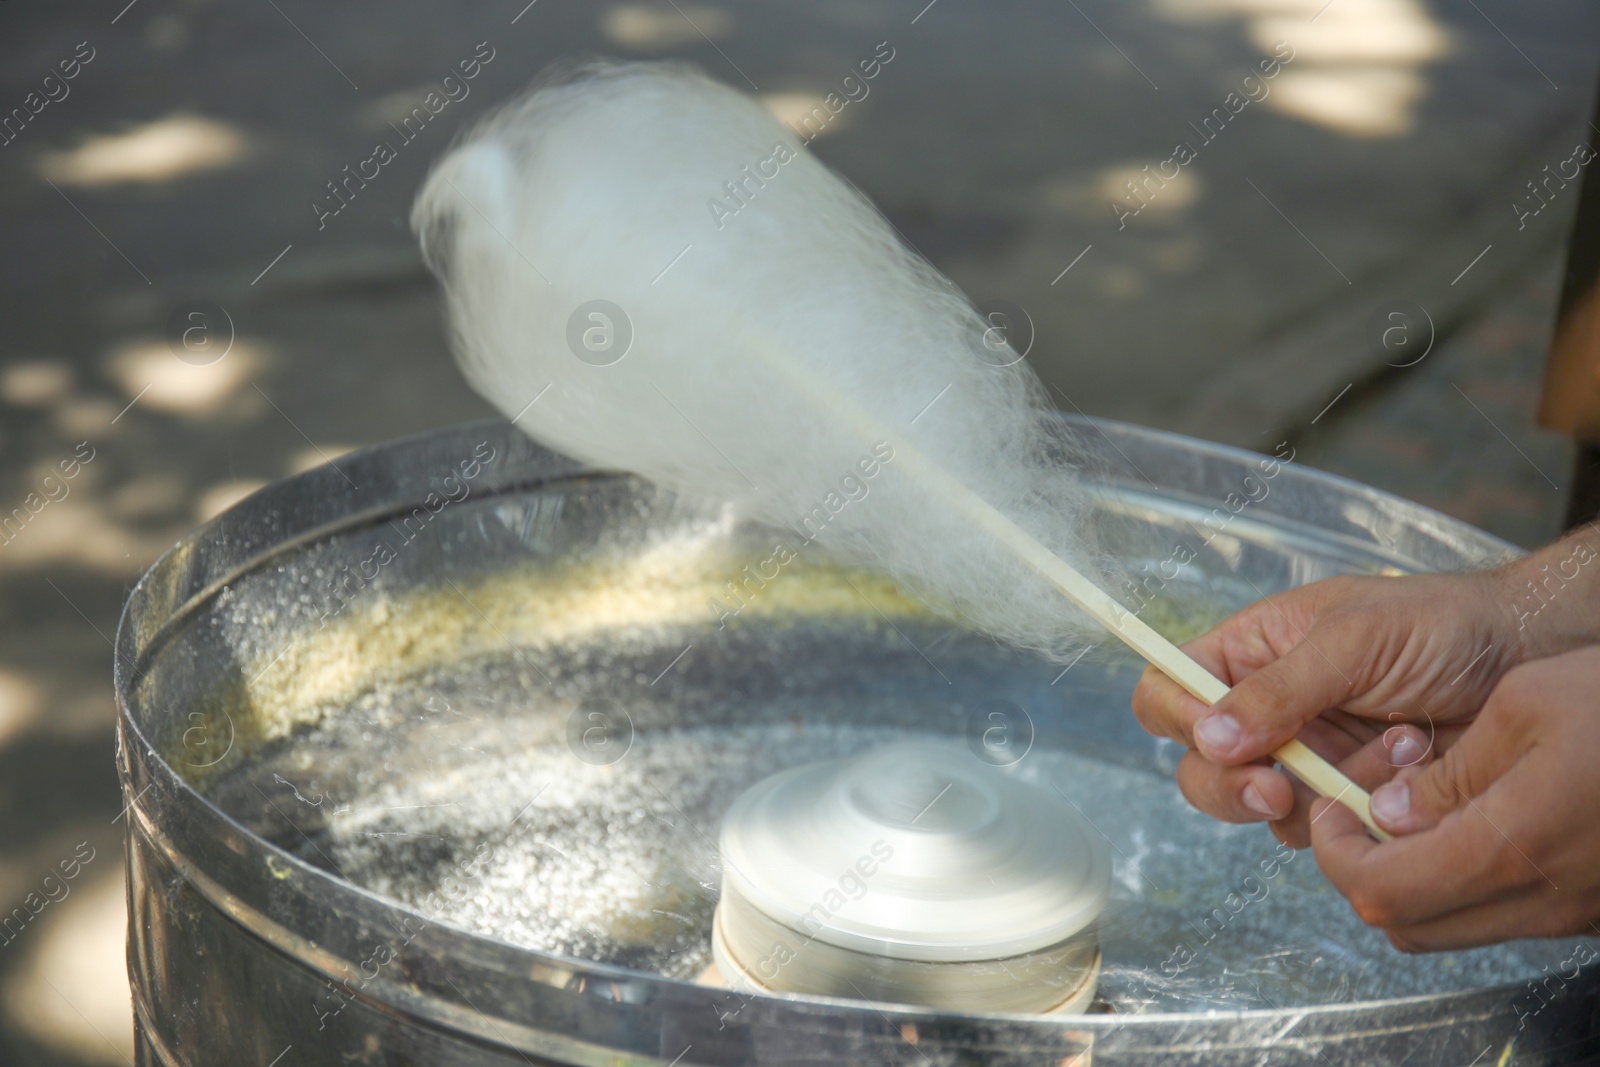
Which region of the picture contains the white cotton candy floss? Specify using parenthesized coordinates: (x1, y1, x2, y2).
(412, 59, 1116, 660)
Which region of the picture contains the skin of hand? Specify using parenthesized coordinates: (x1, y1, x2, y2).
(1131, 570, 1520, 846)
(1312, 647, 1600, 950)
(1131, 527, 1600, 947)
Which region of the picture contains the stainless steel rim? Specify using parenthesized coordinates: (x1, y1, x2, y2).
(119, 416, 1597, 1066)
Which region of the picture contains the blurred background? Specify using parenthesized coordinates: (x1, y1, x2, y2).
(0, 1, 1595, 1062)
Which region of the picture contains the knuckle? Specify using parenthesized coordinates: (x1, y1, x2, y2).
(1270, 815, 1310, 850)
(1174, 756, 1244, 822)
(1386, 930, 1420, 954)
(1314, 576, 1380, 617)
(1346, 888, 1397, 929)
(1421, 748, 1476, 810)
(1407, 770, 1453, 818)
(1129, 673, 1163, 728)
(1244, 667, 1299, 720)
(1315, 574, 1361, 600)
(1131, 681, 1188, 742)
(1174, 768, 1217, 817)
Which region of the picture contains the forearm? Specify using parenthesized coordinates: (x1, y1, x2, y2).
(1497, 525, 1600, 661)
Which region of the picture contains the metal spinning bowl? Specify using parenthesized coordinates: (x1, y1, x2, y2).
(116, 416, 1600, 1066)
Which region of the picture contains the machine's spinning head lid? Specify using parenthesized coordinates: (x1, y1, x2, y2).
(719, 739, 1111, 963)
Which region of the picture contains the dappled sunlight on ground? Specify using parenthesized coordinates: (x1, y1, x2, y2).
(288, 443, 357, 475)
(1248, 0, 1448, 64)
(2, 870, 134, 1067)
(1270, 65, 1428, 138)
(601, 2, 734, 51)
(1156, 0, 1450, 137)
(760, 92, 849, 138)
(0, 495, 186, 578)
(106, 473, 189, 523)
(194, 478, 268, 522)
(50, 398, 123, 442)
(39, 114, 249, 187)
(0, 362, 75, 407)
(1096, 162, 1204, 218)
(106, 338, 266, 418)
(0, 670, 44, 749)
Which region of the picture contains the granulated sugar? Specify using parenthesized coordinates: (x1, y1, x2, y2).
(249, 642, 1585, 1014)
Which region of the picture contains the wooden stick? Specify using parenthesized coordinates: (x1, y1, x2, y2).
(747, 340, 1390, 841)
(893, 444, 1391, 842)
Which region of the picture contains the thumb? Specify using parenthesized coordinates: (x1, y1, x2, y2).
(1369, 713, 1517, 835)
(1192, 630, 1356, 764)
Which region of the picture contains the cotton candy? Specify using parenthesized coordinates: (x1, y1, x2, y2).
(413, 59, 1114, 659)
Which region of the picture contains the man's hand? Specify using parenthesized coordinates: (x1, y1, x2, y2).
(1132, 526, 1600, 946)
(1313, 648, 1600, 950)
(1131, 571, 1521, 846)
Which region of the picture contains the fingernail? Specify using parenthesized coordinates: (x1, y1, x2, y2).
(1388, 732, 1425, 769)
(1242, 782, 1276, 818)
(1194, 713, 1242, 756)
(1371, 782, 1409, 825)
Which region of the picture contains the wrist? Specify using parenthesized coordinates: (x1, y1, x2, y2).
(1494, 529, 1600, 662)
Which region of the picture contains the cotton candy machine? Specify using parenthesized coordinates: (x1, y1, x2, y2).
(117, 416, 1600, 1066)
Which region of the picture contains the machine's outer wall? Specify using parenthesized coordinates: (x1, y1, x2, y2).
(118, 417, 1600, 1066)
